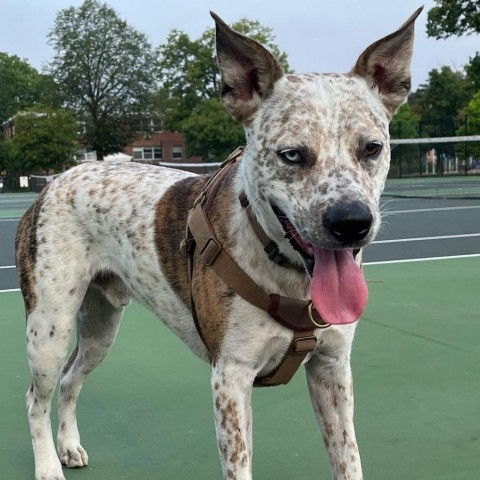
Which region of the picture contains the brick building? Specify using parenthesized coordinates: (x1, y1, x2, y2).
(3, 114, 201, 165)
(124, 130, 189, 164)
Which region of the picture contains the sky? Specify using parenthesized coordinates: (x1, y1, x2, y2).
(1, 0, 479, 90)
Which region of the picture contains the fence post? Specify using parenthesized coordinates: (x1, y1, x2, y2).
(418, 121, 423, 176)
(464, 115, 468, 174)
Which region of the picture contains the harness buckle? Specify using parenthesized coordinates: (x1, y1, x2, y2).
(293, 335, 317, 353)
(201, 238, 221, 266)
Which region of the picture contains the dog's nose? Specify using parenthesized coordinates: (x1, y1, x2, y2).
(323, 201, 373, 243)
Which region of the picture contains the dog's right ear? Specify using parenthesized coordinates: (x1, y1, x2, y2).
(351, 6, 423, 118)
(211, 12, 284, 123)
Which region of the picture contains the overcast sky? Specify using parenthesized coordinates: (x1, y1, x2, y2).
(2, 0, 479, 90)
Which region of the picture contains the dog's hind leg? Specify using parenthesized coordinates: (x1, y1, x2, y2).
(305, 343, 363, 480)
(57, 274, 127, 468)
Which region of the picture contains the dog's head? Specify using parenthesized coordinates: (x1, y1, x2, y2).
(212, 9, 422, 324)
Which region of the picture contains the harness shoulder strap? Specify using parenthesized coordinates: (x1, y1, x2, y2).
(183, 148, 329, 387)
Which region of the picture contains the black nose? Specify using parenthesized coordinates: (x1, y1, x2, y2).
(323, 201, 373, 243)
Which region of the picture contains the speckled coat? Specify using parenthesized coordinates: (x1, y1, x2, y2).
(16, 8, 422, 480)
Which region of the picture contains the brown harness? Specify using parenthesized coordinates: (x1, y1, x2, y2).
(182, 148, 330, 387)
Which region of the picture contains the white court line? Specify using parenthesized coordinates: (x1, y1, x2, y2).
(2, 253, 480, 294)
(386, 205, 480, 214)
(364, 253, 480, 265)
(0, 265, 15, 270)
(3, 203, 480, 219)
(373, 233, 480, 244)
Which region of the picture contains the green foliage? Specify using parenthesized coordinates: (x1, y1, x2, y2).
(425, 0, 480, 166)
(426, 0, 480, 39)
(457, 92, 480, 159)
(9, 106, 77, 173)
(389, 103, 420, 138)
(47, 0, 155, 158)
(155, 29, 217, 130)
(156, 17, 291, 159)
(0, 140, 26, 190)
(0, 53, 60, 122)
(181, 98, 244, 161)
(410, 66, 472, 125)
(464, 92, 480, 127)
(465, 52, 480, 91)
(389, 104, 421, 177)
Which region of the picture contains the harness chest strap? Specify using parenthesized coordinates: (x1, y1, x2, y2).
(183, 149, 329, 387)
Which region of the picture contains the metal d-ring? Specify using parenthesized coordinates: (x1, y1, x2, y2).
(307, 302, 330, 329)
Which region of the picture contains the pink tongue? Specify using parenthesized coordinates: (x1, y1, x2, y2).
(310, 248, 368, 325)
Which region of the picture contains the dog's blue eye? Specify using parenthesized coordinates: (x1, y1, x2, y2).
(279, 149, 303, 163)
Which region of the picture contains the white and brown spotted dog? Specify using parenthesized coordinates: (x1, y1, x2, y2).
(16, 9, 422, 480)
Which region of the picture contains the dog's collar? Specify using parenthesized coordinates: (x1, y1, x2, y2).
(238, 192, 304, 272)
(182, 147, 330, 388)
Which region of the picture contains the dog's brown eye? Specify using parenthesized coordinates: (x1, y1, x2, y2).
(364, 142, 382, 157)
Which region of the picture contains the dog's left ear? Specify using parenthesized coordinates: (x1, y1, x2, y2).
(351, 6, 423, 118)
(211, 11, 284, 123)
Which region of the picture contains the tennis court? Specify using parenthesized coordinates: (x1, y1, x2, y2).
(1, 186, 479, 479)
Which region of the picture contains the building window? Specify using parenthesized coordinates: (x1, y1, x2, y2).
(172, 146, 183, 159)
(134, 117, 162, 134)
(151, 118, 162, 133)
(132, 147, 163, 161)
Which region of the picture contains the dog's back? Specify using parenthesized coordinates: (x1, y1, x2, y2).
(15, 161, 210, 337)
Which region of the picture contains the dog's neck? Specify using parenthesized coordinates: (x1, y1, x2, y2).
(210, 156, 310, 301)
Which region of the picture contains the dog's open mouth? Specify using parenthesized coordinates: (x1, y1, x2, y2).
(272, 206, 368, 325)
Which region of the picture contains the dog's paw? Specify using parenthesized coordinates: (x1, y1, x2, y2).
(58, 444, 88, 468)
(35, 454, 66, 480)
(35, 466, 66, 480)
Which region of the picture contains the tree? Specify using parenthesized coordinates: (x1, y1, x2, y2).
(0, 140, 21, 190)
(426, 0, 480, 39)
(410, 66, 471, 132)
(47, 0, 155, 159)
(0, 53, 60, 123)
(9, 106, 78, 174)
(457, 92, 480, 160)
(155, 18, 291, 160)
(465, 52, 480, 91)
(181, 98, 245, 160)
(389, 103, 420, 138)
(389, 103, 421, 177)
(463, 92, 480, 130)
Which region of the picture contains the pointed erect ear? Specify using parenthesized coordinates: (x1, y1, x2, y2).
(210, 11, 284, 123)
(351, 6, 423, 117)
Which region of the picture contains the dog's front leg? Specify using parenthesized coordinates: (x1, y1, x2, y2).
(211, 362, 254, 480)
(305, 349, 363, 480)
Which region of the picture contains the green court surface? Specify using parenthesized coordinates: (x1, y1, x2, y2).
(1, 258, 479, 479)
(0, 209, 28, 218)
(383, 175, 480, 199)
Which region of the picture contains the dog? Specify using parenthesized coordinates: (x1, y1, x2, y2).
(16, 8, 422, 480)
